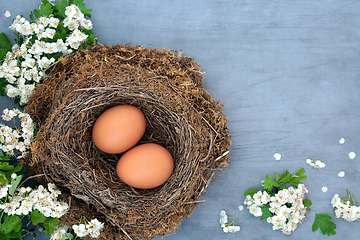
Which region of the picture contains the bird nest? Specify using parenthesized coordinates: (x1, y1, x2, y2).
(22, 44, 231, 240)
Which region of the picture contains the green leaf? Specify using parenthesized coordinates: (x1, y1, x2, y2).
(261, 180, 273, 192)
(0, 231, 11, 240)
(0, 162, 14, 171)
(268, 175, 281, 187)
(81, 28, 93, 36)
(5, 230, 22, 239)
(303, 199, 312, 211)
(0, 172, 8, 185)
(277, 185, 288, 190)
(0, 214, 22, 239)
(1, 215, 22, 234)
(262, 175, 281, 192)
(3, 212, 9, 222)
(278, 170, 291, 183)
(30, 11, 35, 22)
(6, 166, 22, 177)
(44, 217, 60, 236)
(244, 188, 258, 197)
(260, 205, 273, 221)
(41, 0, 50, 5)
(74, 0, 85, 10)
(0, 154, 11, 161)
(13, 166, 22, 173)
(53, 217, 59, 225)
(289, 178, 302, 186)
(274, 172, 279, 182)
(14, 96, 20, 105)
(30, 209, 46, 225)
(82, 41, 87, 49)
(294, 168, 305, 177)
(86, 34, 96, 46)
(294, 175, 307, 181)
(282, 168, 307, 187)
(8, 175, 23, 196)
(40, 3, 53, 17)
(33, 9, 41, 19)
(82, 8, 92, 18)
(0, 46, 11, 59)
(0, 33, 12, 59)
(290, 168, 306, 181)
(312, 214, 336, 236)
(54, 0, 68, 18)
(0, 32, 12, 49)
(14, 36, 24, 46)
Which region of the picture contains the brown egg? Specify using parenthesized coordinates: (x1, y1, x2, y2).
(116, 143, 174, 189)
(92, 105, 146, 154)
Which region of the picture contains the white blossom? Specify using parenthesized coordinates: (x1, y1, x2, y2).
(245, 184, 309, 235)
(273, 153, 281, 161)
(0, 183, 68, 219)
(338, 171, 345, 178)
(306, 159, 325, 169)
(4, 4, 93, 104)
(332, 193, 360, 222)
(1, 108, 34, 157)
(219, 210, 240, 234)
(50, 225, 74, 240)
(4, 11, 11, 18)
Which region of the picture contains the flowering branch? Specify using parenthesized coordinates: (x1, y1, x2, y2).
(0, 1, 104, 239)
(219, 210, 240, 234)
(244, 168, 312, 235)
(331, 189, 360, 222)
(0, 0, 96, 107)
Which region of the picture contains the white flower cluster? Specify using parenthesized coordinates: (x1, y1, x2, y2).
(72, 218, 104, 238)
(219, 210, 240, 234)
(244, 184, 309, 235)
(64, 4, 93, 31)
(0, 183, 68, 218)
(1, 4, 92, 105)
(0, 184, 12, 198)
(0, 108, 34, 157)
(306, 159, 325, 169)
(50, 225, 74, 240)
(331, 194, 360, 222)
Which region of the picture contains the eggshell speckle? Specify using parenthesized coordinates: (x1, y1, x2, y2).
(92, 105, 146, 154)
(116, 143, 174, 189)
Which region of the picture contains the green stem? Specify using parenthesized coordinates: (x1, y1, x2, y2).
(225, 216, 235, 227)
(78, 216, 83, 225)
(13, 117, 16, 128)
(0, 210, 4, 227)
(346, 189, 356, 206)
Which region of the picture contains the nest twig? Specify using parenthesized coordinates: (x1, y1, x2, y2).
(22, 44, 231, 240)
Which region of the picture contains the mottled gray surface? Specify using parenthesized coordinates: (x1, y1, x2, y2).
(1, 0, 360, 239)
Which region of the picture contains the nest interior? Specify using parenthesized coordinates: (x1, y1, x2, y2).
(23, 44, 231, 240)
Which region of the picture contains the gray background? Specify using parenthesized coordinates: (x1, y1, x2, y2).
(1, 0, 360, 239)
